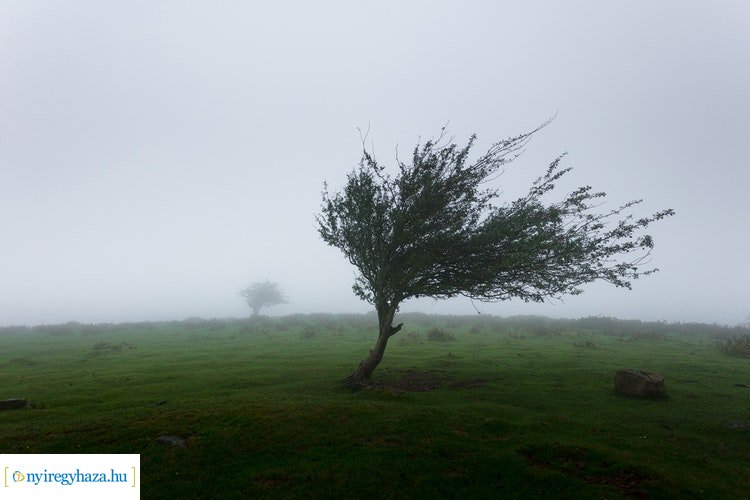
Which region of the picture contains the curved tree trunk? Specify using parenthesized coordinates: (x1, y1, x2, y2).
(343, 303, 402, 387)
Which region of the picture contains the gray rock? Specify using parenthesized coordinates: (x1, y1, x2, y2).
(157, 435, 187, 448)
(724, 420, 748, 429)
(614, 369, 666, 398)
(0, 398, 28, 410)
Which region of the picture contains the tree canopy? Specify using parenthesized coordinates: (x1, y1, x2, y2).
(239, 281, 287, 317)
(317, 124, 674, 385)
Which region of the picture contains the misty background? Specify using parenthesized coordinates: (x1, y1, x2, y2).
(1, 1, 748, 326)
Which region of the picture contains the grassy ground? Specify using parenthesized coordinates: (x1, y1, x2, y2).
(1, 315, 749, 498)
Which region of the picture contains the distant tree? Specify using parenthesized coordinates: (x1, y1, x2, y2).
(239, 281, 287, 317)
(317, 124, 674, 386)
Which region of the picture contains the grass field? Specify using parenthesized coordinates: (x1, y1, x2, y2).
(1, 314, 749, 498)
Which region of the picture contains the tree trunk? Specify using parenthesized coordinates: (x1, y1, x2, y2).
(343, 303, 402, 387)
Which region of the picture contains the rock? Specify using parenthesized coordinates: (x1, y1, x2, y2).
(614, 369, 666, 398)
(157, 435, 187, 448)
(724, 420, 748, 429)
(0, 398, 28, 410)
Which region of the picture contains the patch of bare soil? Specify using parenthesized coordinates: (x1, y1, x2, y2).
(520, 444, 655, 497)
(379, 369, 453, 392)
(376, 369, 488, 392)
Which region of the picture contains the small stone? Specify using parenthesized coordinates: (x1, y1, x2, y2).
(157, 435, 187, 448)
(0, 399, 28, 410)
(724, 420, 748, 429)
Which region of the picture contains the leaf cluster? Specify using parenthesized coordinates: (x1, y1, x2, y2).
(317, 125, 673, 309)
(239, 281, 288, 313)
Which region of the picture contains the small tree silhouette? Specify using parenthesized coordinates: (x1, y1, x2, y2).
(239, 281, 287, 316)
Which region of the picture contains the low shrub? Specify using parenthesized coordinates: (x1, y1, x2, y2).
(427, 328, 455, 342)
(32, 324, 76, 336)
(92, 341, 135, 353)
(300, 327, 317, 339)
(239, 325, 268, 335)
(207, 319, 228, 331)
(399, 331, 422, 345)
(717, 336, 750, 357)
(573, 340, 597, 349)
(626, 332, 669, 342)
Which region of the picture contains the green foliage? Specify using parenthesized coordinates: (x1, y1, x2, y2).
(300, 327, 317, 339)
(717, 336, 750, 357)
(426, 328, 455, 342)
(317, 124, 674, 309)
(92, 341, 130, 353)
(239, 281, 288, 316)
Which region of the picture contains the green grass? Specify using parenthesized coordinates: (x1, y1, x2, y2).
(1, 315, 749, 498)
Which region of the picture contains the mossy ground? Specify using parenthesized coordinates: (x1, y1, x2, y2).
(1, 315, 748, 498)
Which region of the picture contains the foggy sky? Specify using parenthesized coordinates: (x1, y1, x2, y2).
(1, 1, 748, 326)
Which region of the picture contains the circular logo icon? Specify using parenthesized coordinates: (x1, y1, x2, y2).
(12, 471, 26, 482)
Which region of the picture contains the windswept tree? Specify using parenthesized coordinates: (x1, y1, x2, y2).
(240, 281, 287, 317)
(317, 124, 674, 386)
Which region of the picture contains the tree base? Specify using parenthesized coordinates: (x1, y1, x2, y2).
(341, 371, 372, 390)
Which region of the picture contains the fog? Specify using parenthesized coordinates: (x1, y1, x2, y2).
(1, 1, 748, 326)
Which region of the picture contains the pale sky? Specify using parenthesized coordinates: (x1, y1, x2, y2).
(1, 1, 748, 326)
